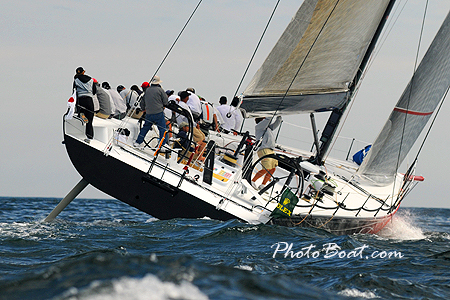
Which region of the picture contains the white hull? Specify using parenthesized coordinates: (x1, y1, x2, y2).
(62, 114, 411, 235)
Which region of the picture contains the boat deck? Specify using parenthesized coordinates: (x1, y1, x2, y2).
(64, 115, 407, 233)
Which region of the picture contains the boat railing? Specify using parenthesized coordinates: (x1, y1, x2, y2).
(64, 104, 210, 172)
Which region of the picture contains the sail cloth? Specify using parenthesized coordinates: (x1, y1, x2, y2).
(357, 11, 450, 185)
(241, 0, 391, 117)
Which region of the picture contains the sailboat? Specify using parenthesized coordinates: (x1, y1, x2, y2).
(48, 0, 450, 235)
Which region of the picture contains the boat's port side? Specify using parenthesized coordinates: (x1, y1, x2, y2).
(63, 115, 276, 223)
(63, 113, 405, 233)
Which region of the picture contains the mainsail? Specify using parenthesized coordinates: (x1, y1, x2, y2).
(358, 11, 450, 184)
(241, 0, 392, 116)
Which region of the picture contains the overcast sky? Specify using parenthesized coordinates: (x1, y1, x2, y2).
(1, 0, 450, 209)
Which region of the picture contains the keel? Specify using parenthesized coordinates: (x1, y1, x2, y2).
(44, 178, 89, 222)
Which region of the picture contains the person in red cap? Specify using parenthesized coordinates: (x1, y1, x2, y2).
(73, 67, 97, 141)
(134, 76, 168, 150)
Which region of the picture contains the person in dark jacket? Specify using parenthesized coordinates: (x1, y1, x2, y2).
(131, 85, 143, 96)
(73, 67, 97, 140)
(173, 122, 191, 151)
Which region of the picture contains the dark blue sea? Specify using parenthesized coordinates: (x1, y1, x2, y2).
(1, 197, 449, 300)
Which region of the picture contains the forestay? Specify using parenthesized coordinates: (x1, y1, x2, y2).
(358, 11, 450, 185)
(241, 0, 391, 116)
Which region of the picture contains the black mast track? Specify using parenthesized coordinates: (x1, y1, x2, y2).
(314, 0, 397, 165)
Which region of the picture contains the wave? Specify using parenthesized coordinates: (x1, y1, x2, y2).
(57, 273, 209, 300)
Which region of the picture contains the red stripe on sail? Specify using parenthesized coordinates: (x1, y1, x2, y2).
(393, 107, 433, 116)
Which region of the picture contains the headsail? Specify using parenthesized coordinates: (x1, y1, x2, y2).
(357, 11, 450, 185)
(241, 0, 392, 117)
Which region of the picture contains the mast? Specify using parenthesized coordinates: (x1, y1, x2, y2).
(313, 0, 397, 165)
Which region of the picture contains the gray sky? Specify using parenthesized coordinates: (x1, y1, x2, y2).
(1, 0, 450, 208)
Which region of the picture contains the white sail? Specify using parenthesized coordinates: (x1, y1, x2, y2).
(357, 11, 450, 184)
(241, 0, 391, 116)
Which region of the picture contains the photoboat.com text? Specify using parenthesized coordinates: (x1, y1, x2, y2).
(271, 242, 404, 259)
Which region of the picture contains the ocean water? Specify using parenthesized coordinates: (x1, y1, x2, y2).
(1, 197, 449, 300)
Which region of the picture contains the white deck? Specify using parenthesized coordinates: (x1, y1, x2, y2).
(65, 115, 409, 225)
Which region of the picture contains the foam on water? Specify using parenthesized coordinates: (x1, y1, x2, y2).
(377, 210, 426, 240)
(0, 221, 63, 241)
(338, 288, 378, 299)
(2, 198, 450, 300)
(145, 217, 159, 223)
(69, 274, 209, 300)
(234, 265, 253, 271)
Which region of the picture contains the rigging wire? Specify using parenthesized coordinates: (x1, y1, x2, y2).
(412, 88, 449, 167)
(363, 0, 410, 80)
(324, 1, 409, 161)
(150, 0, 203, 81)
(398, 86, 450, 206)
(242, 0, 343, 217)
(104, 0, 204, 154)
(255, 0, 342, 159)
(273, 0, 341, 119)
(392, 0, 429, 201)
(248, 0, 340, 199)
(231, 0, 282, 182)
(240, 0, 342, 205)
(225, 0, 281, 129)
(324, 0, 404, 162)
(233, 0, 281, 98)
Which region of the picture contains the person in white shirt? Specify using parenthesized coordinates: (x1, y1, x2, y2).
(186, 88, 202, 120)
(163, 90, 177, 139)
(120, 87, 139, 111)
(168, 93, 180, 102)
(213, 104, 224, 128)
(216, 96, 228, 124)
(102, 82, 127, 119)
(101, 83, 116, 117)
(216, 96, 243, 135)
(176, 91, 193, 125)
